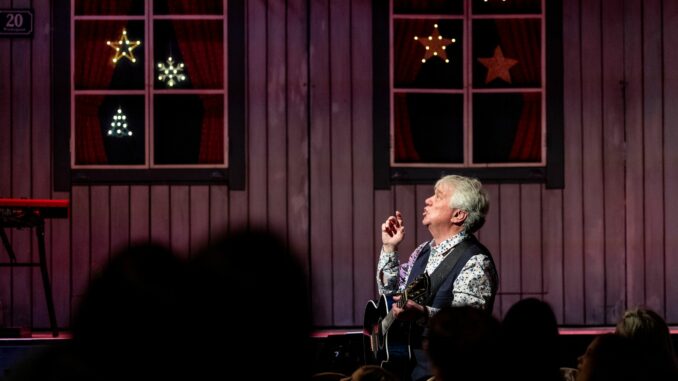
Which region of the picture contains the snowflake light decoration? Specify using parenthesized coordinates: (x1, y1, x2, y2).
(107, 108, 133, 137)
(157, 56, 186, 87)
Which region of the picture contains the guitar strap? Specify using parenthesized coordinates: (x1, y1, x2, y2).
(425, 236, 475, 305)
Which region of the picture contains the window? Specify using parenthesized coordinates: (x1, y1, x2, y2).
(373, 0, 563, 188)
(53, 0, 245, 189)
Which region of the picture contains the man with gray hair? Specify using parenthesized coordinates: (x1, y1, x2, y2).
(376, 175, 499, 381)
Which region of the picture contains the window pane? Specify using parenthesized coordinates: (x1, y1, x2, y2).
(74, 0, 145, 16)
(394, 19, 463, 89)
(154, 94, 224, 165)
(473, 18, 541, 88)
(472, 92, 541, 163)
(75, 20, 145, 90)
(393, 93, 463, 164)
(154, 20, 223, 90)
(75, 95, 146, 165)
(394, 0, 463, 15)
(471, 0, 541, 15)
(154, 0, 223, 15)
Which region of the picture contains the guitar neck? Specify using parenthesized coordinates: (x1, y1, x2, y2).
(380, 293, 408, 334)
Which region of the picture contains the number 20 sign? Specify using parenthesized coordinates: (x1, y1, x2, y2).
(1, 9, 34, 37)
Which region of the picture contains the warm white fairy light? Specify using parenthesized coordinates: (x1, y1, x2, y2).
(413, 24, 455, 64)
(106, 29, 141, 64)
(107, 108, 133, 137)
(156, 56, 186, 87)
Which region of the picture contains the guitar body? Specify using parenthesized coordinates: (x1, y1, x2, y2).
(363, 272, 430, 371)
(363, 294, 413, 367)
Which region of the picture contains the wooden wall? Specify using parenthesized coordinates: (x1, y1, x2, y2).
(1, 0, 678, 330)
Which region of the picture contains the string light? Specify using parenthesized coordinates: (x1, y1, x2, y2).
(106, 29, 141, 64)
(157, 56, 186, 87)
(414, 24, 456, 64)
(107, 108, 133, 137)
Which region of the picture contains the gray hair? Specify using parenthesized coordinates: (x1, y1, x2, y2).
(436, 175, 489, 233)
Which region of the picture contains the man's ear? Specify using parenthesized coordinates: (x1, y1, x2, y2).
(451, 209, 468, 224)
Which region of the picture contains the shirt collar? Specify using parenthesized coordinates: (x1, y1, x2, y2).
(429, 230, 467, 256)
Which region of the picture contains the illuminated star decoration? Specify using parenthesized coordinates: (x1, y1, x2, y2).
(106, 29, 141, 64)
(157, 56, 186, 87)
(477, 46, 518, 84)
(108, 108, 133, 137)
(414, 24, 456, 63)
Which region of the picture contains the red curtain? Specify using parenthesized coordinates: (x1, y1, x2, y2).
(75, 96, 108, 164)
(73, 1, 136, 164)
(394, 94, 421, 162)
(74, 20, 129, 164)
(169, 17, 225, 163)
(495, 19, 542, 161)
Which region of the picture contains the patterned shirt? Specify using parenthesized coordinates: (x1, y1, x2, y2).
(376, 232, 497, 317)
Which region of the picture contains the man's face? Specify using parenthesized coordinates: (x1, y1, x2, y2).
(422, 183, 455, 228)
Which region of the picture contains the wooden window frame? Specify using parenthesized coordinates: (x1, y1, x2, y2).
(373, 0, 563, 189)
(52, 0, 245, 191)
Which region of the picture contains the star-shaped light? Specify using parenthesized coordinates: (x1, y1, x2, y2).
(107, 108, 133, 137)
(477, 46, 518, 84)
(106, 29, 141, 64)
(157, 56, 187, 87)
(414, 24, 456, 64)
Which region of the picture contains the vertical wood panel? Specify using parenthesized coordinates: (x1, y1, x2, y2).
(209, 186, 229, 242)
(581, 0, 606, 324)
(90, 186, 110, 277)
(129, 186, 150, 244)
(30, 0, 52, 329)
(663, 0, 678, 321)
(0, 0, 10, 324)
(415, 185, 430, 245)
(247, 0, 269, 228)
(267, 0, 289, 242)
(189, 186, 210, 255)
(51, 191, 71, 326)
(601, 0, 627, 323)
(70, 186, 90, 310)
(11, 17, 33, 326)
(520, 184, 542, 296)
(351, 0, 374, 322)
(542, 189, 564, 321)
(287, 0, 311, 278)
(110, 186, 130, 254)
(562, 0, 585, 325)
(228, 191, 248, 233)
(479, 184, 501, 316)
(373, 189, 394, 297)
(330, 0, 354, 325)
(170, 186, 190, 258)
(150, 186, 170, 247)
(394, 185, 416, 261)
(498, 185, 520, 316)
(642, 0, 665, 314)
(309, 0, 333, 325)
(623, 0, 645, 310)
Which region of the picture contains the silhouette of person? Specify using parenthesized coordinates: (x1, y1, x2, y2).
(186, 229, 312, 380)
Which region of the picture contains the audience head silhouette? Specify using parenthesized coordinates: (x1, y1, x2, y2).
(576, 333, 641, 381)
(426, 305, 502, 381)
(502, 298, 561, 381)
(187, 228, 312, 379)
(614, 307, 678, 381)
(71, 243, 187, 380)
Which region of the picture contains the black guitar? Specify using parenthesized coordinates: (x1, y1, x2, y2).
(363, 273, 431, 367)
